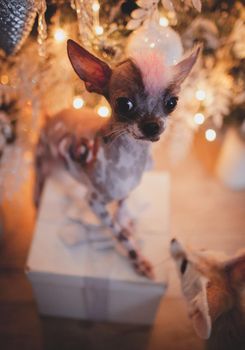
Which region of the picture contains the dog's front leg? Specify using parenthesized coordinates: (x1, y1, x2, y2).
(88, 192, 154, 279)
(114, 198, 135, 232)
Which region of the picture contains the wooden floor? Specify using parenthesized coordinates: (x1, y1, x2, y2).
(0, 136, 245, 350)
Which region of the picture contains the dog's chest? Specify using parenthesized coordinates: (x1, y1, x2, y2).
(90, 135, 150, 200)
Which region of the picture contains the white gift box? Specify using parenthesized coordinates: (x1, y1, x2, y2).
(27, 170, 170, 325)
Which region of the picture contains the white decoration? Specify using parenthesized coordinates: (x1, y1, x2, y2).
(128, 0, 203, 30)
(230, 19, 245, 59)
(192, 0, 202, 12)
(126, 19, 142, 30)
(183, 18, 219, 50)
(161, 0, 174, 12)
(216, 128, 245, 190)
(127, 20, 183, 66)
(131, 8, 147, 19)
(136, 0, 154, 9)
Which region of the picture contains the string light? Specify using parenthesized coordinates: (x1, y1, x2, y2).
(205, 129, 216, 142)
(0, 75, 9, 85)
(193, 112, 205, 125)
(97, 106, 110, 117)
(195, 89, 206, 101)
(92, 2, 100, 12)
(73, 96, 84, 109)
(149, 42, 155, 48)
(54, 28, 67, 42)
(159, 17, 169, 27)
(94, 25, 104, 35)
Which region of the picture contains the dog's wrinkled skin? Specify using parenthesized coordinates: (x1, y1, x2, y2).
(35, 40, 199, 278)
(170, 239, 245, 349)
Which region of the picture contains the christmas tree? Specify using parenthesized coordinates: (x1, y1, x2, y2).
(0, 0, 244, 197)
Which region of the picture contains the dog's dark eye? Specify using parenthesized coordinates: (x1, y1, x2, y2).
(165, 96, 178, 113)
(115, 97, 134, 117)
(180, 258, 188, 274)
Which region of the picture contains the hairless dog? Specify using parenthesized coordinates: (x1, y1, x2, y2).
(35, 40, 200, 278)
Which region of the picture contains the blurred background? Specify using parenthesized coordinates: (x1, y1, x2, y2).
(0, 0, 244, 349)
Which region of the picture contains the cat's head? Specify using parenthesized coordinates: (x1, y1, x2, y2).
(170, 239, 245, 339)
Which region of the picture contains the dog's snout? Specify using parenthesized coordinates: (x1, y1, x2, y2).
(141, 122, 160, 138)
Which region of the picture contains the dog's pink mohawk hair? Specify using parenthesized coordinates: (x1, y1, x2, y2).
(131, 49, 172, 95)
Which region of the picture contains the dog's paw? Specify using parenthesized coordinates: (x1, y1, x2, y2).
(133, 256, 155, 280)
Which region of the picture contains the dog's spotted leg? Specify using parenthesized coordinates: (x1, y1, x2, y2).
(88, 192, 154, 279)
(115, 198, 135, 233)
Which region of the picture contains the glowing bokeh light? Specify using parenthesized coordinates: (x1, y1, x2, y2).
(97, 106, 110, 117)
(159, 17, 169, 27)
(54, 28, 67, 42)
(92, 2, 100, 12)
(205, 128, 216, 142)
(194, 112, 205, 125)
(195, 89, 206, 101)
(73, 96, 84, 109)
(95, 25, 104, 35)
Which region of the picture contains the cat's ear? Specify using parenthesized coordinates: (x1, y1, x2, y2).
(171, 46, 201, 87)
(67, 39, 112, 95)
(188, 277, 212, 339)
(170, 240, 211, 338)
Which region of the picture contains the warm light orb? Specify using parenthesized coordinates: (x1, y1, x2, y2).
(159, 17, 169, 27)
(97, 106, 110, 117)
(194, 112, 205, 125)
(205, 128, 216, 142)
(24, 151, 33, 162)
(195, 89, 206, 101)
(0, 75, 9, 85)
(149, 42, 155, 48)
(73, 96, 84, 109)
(92, 2, 100, 12)
(95, 25, 104, 35)
(54, 28, 67, 42)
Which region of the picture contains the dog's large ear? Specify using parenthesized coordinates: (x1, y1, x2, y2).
(67, 39, 112, 95)
(171, 46, 201, 87)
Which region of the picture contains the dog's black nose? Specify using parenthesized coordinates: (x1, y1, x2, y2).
(141, 122, 160, 138)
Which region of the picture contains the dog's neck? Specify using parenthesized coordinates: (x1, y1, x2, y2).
(101, 131, 150, 156)
(87, 130, 152, 202)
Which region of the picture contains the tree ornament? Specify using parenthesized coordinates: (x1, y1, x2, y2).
(126, 20, 183, 65)
(37, 0, 47, 58)
(0, 0, 37, 56)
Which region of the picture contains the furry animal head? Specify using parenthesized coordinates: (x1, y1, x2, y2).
(170, 239, 245, 340)
(67, 39, 200, 142)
